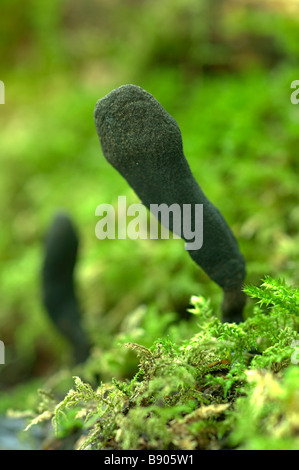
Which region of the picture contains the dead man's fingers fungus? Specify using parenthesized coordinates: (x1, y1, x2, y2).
(94, 85, 246, 322)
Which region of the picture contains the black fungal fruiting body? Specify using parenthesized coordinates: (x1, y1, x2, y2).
(94, 85, 246, 322)
(42, 212, 90, 363)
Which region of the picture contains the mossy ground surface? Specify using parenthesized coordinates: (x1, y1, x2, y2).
(17, 278, 299, 450)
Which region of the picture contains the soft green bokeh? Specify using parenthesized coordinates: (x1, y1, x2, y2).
(0, 1, 299, 440)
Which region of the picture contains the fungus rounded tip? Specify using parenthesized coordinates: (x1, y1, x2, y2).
(94, 84, 182, 171)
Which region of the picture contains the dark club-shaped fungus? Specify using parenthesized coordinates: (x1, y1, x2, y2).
(94, 85, 246, 322)
(42, 212, 90, 363)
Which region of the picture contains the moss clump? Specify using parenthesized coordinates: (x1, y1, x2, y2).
(25, 277, 299, 450)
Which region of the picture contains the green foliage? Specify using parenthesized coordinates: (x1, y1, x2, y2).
(230, 367, 299, 450)
(245, 275, 299, 317)
(24, 277, 299, 450)
(1, 0, 299, 451)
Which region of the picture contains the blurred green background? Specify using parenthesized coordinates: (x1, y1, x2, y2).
(0, 0, 299, 405)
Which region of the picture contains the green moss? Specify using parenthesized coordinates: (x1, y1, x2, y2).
(24, 277, 299, 450)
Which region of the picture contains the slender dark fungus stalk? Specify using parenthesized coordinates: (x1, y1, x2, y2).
(42, 212, 90, 362)
(94, 85, 246, 322)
